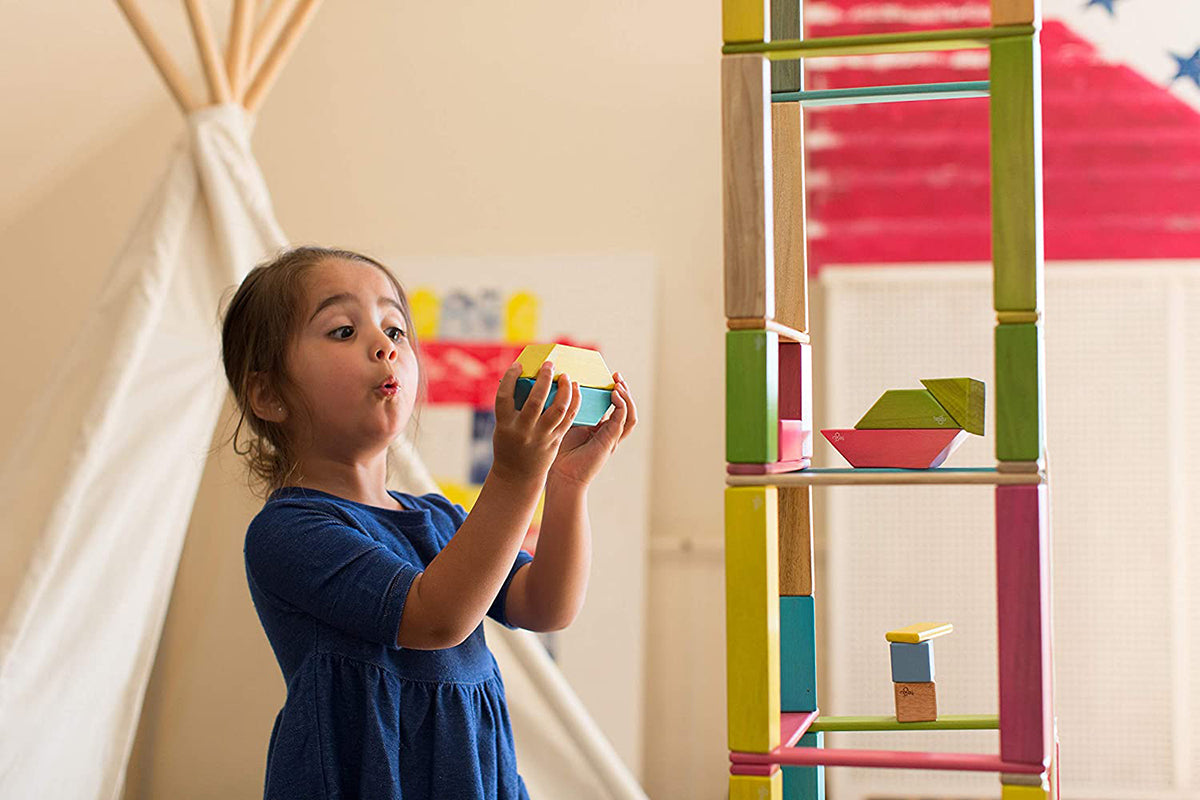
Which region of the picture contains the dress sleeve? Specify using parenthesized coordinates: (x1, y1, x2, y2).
(245, 505, 419, 648)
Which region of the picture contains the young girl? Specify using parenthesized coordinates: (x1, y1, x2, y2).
(219, 246, 637, 800)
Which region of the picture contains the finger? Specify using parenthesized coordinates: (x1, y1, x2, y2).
(519, 361, 557, 425)
(551, 380, 583, 437)
(494, 363, 522, 422)
(617, 383, 637, 442)
(538, 373, 573, 432)
(600, 388, 628, 450)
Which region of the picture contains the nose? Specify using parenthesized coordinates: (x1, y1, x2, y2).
(374, 334, 397, 362)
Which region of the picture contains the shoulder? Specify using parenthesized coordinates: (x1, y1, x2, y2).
(245, 492, 372, 557)
(398, 491, 468, 528)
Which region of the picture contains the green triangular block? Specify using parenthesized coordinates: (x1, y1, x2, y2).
(920, 378, 985, 436)
(854, 389, 959, 430)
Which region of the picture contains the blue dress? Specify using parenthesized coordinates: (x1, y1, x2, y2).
(243, 486, 534, 800)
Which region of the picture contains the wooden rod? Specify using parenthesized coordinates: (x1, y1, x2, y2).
(773, 81, 990, 107)
(243, 0, 322, 113)
(726, 467, 1045, 487)
(114, 0, 201, 112)
(183, 0, 233, 104)
(226, 0, 256, 97)
(722, 24, 1036, 60)
(245, 0, 295, 86)
(809, 714, 998, 732)
(730, 746, 1043, 773)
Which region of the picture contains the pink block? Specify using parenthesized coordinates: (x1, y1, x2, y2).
(779, 419, 812, 461)
(779, 342, 812, 421)
(821, 428, 967, 469)
(729, 746, 1043, 773)
(727, 458, 810, 475)
(996, 485, 1052, 767)
(729, 763, 778, 776)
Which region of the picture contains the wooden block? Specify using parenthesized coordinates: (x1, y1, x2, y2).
(513, 379, 613, 427)
(728, 330, 780, 463)
(778, 486, 813, 596)
(996, 485, 1052, 767)
(780, 595, 817, 712)
(885, 622, 954, 643)
(728, 459, 810, 475)
(724, 54, 775, 319)
(778, 419, 812, 462)
(920, 378, 986, 436)
(782, 732, 825, 800)
(991, 0, 1041, 27)
(770, 0, 802, 92)
(515, 343, 614, 389)
(855, 389, 960, 430)
(995, 323, 1043, 461)
(821, 429, 969, 469)
(1001, 785, 1049, 800)
(730, 771, 783, 800)
(1002, 772, 1048, 786)
(778, 341, 811, 422)
(990, 35, 1044, 313)
(890, 641, 935, 683)
(893, 682, 937, 723)
(772, 102, 808, 333)
(726, 487, 781, 752)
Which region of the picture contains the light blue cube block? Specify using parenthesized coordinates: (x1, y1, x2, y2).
(781, 596, 817, 712)
(890, 641, 935, 683)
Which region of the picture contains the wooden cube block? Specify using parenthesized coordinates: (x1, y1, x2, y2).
(995, 323, 1043, 461)
(894, 681, 937, 723)
(890, 641, 935, 683)
(723, 0, 769, 44)
(728, 330, 779, 463)
(780, 595, 817, 712)
(730, 771, 782, 800)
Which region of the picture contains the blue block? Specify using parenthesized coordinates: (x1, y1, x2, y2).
(513, 378, 613, 427)
(783, 732, 825, 800)
(890, 641, 935, 683)
(780, 596, 817, 712)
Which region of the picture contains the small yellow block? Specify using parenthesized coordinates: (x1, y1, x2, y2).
(886, 622, 954, 643)
(1002, 784, 1049, 800)
(723, 0, 768, 44)
(515, 343, 615, 389)
(730, 770, 782, 800)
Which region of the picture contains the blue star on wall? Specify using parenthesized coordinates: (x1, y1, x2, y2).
(1171, 48, 1200, 89)
(1085, 0, 1118, 15)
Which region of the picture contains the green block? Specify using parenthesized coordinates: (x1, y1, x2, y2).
(780, 595, 816, 712)
(854, 389, 959, 430)
(783, 732, 825, 800)
(920, 378, 986, 435)
(995, 323, 1043, 460)
(727, 330, 779, 462)
(990, 34, 1044, 312)
(770, 0, 802, 93)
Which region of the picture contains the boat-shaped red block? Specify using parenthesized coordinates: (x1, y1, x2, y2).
(820, 428, 969, 469)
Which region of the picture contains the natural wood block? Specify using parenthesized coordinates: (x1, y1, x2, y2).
(780, 596, 817, 712)
(724, 54, 775, 319)
(728, 330, 780, 463)
(990, 35, 1044, 312)
(778, 485, 813, 596)
(890, 641, 935, 683)
(995, 323, 1043, 461)
(991, 0, 1041, 26)
(730, 771, 783, 800)
(724, 0, 769, 44)
(920, 378, 986, 435)
(783, 732, 825, 799)
(996, 485, 1052, 767)
(515, 343, 614, 389)
(726, 487, 781, 753)
(778, 341, 811, 422)
(770, 0, 802, 92)
(886, 622, 954, 643)
(855, 389, 960, 430)
(771, 102, 808, 333)
(894, 681, 937, 723)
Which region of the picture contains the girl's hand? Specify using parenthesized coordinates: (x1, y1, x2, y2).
(547, 372, 638, 489)
(491, 362, 583, 484)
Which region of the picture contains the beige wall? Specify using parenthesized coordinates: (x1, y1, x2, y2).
(0, 2, 732, 799)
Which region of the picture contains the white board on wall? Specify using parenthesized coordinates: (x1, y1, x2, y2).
(389, 253, 657, 777)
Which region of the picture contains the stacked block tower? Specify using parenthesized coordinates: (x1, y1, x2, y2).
(720, 0, 1057, 798)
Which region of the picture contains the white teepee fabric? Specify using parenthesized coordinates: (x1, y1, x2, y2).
(0, 105, 643, 800)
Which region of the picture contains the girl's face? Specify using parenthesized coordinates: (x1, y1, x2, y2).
(284, 258, 419, 456)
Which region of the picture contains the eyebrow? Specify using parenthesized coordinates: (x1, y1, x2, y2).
(309, 293, 404, 323)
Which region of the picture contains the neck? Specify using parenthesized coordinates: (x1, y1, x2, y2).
(287, 448, 404, 510)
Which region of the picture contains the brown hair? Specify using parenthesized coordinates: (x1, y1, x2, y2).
(217, 246, 422, 499)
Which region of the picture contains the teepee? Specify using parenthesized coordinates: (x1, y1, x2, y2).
(0, 2, 646, 798)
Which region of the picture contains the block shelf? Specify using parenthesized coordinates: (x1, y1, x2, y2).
(726, 467, 1044, 487)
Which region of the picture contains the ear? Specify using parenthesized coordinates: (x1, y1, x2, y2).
(247, 373, 288, 424)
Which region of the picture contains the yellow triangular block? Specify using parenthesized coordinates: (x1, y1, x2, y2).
(516, 344, 615, 389)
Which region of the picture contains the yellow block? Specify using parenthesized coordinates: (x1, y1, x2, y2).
(409, 288, 439, 341)
(723, 0, 768, 44)
(516, 343, 615, 389)
(726, 486, 780, 753)
(730, 770, 782, 800)
(1002, 784, 1049, 800)
(439, 479, 544, 523)
(504, 290, 539, 343)
(885, 622, 954, 643)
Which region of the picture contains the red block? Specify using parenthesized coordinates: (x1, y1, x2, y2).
(779, 342, 812, 422)
(820, 428, 967, 469)
(779, 419, 812, 461)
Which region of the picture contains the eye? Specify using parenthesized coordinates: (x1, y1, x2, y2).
(330, 325, 354, 340)
(386, 326, 406, 341)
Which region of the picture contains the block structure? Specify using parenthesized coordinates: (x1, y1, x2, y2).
(727, 330, 780, 463)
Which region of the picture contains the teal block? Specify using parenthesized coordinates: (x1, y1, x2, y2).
(890, 641, 935, 682)
(514, 378, 613, 427)
(780, 595, 817, 712)
(783, 732, 825, 800)
(727, 330, 779, 463)
(994, 323, 1044, 460)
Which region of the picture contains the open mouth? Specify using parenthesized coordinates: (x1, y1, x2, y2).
(378, 377, 400, 396)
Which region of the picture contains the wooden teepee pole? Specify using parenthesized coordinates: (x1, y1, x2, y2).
(243, 0, 322, 113)
(226, 0, 257, 98)
(183, 0, 233, 104)
(114, 0, 201, 112)
(244, 0, 296, 90)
